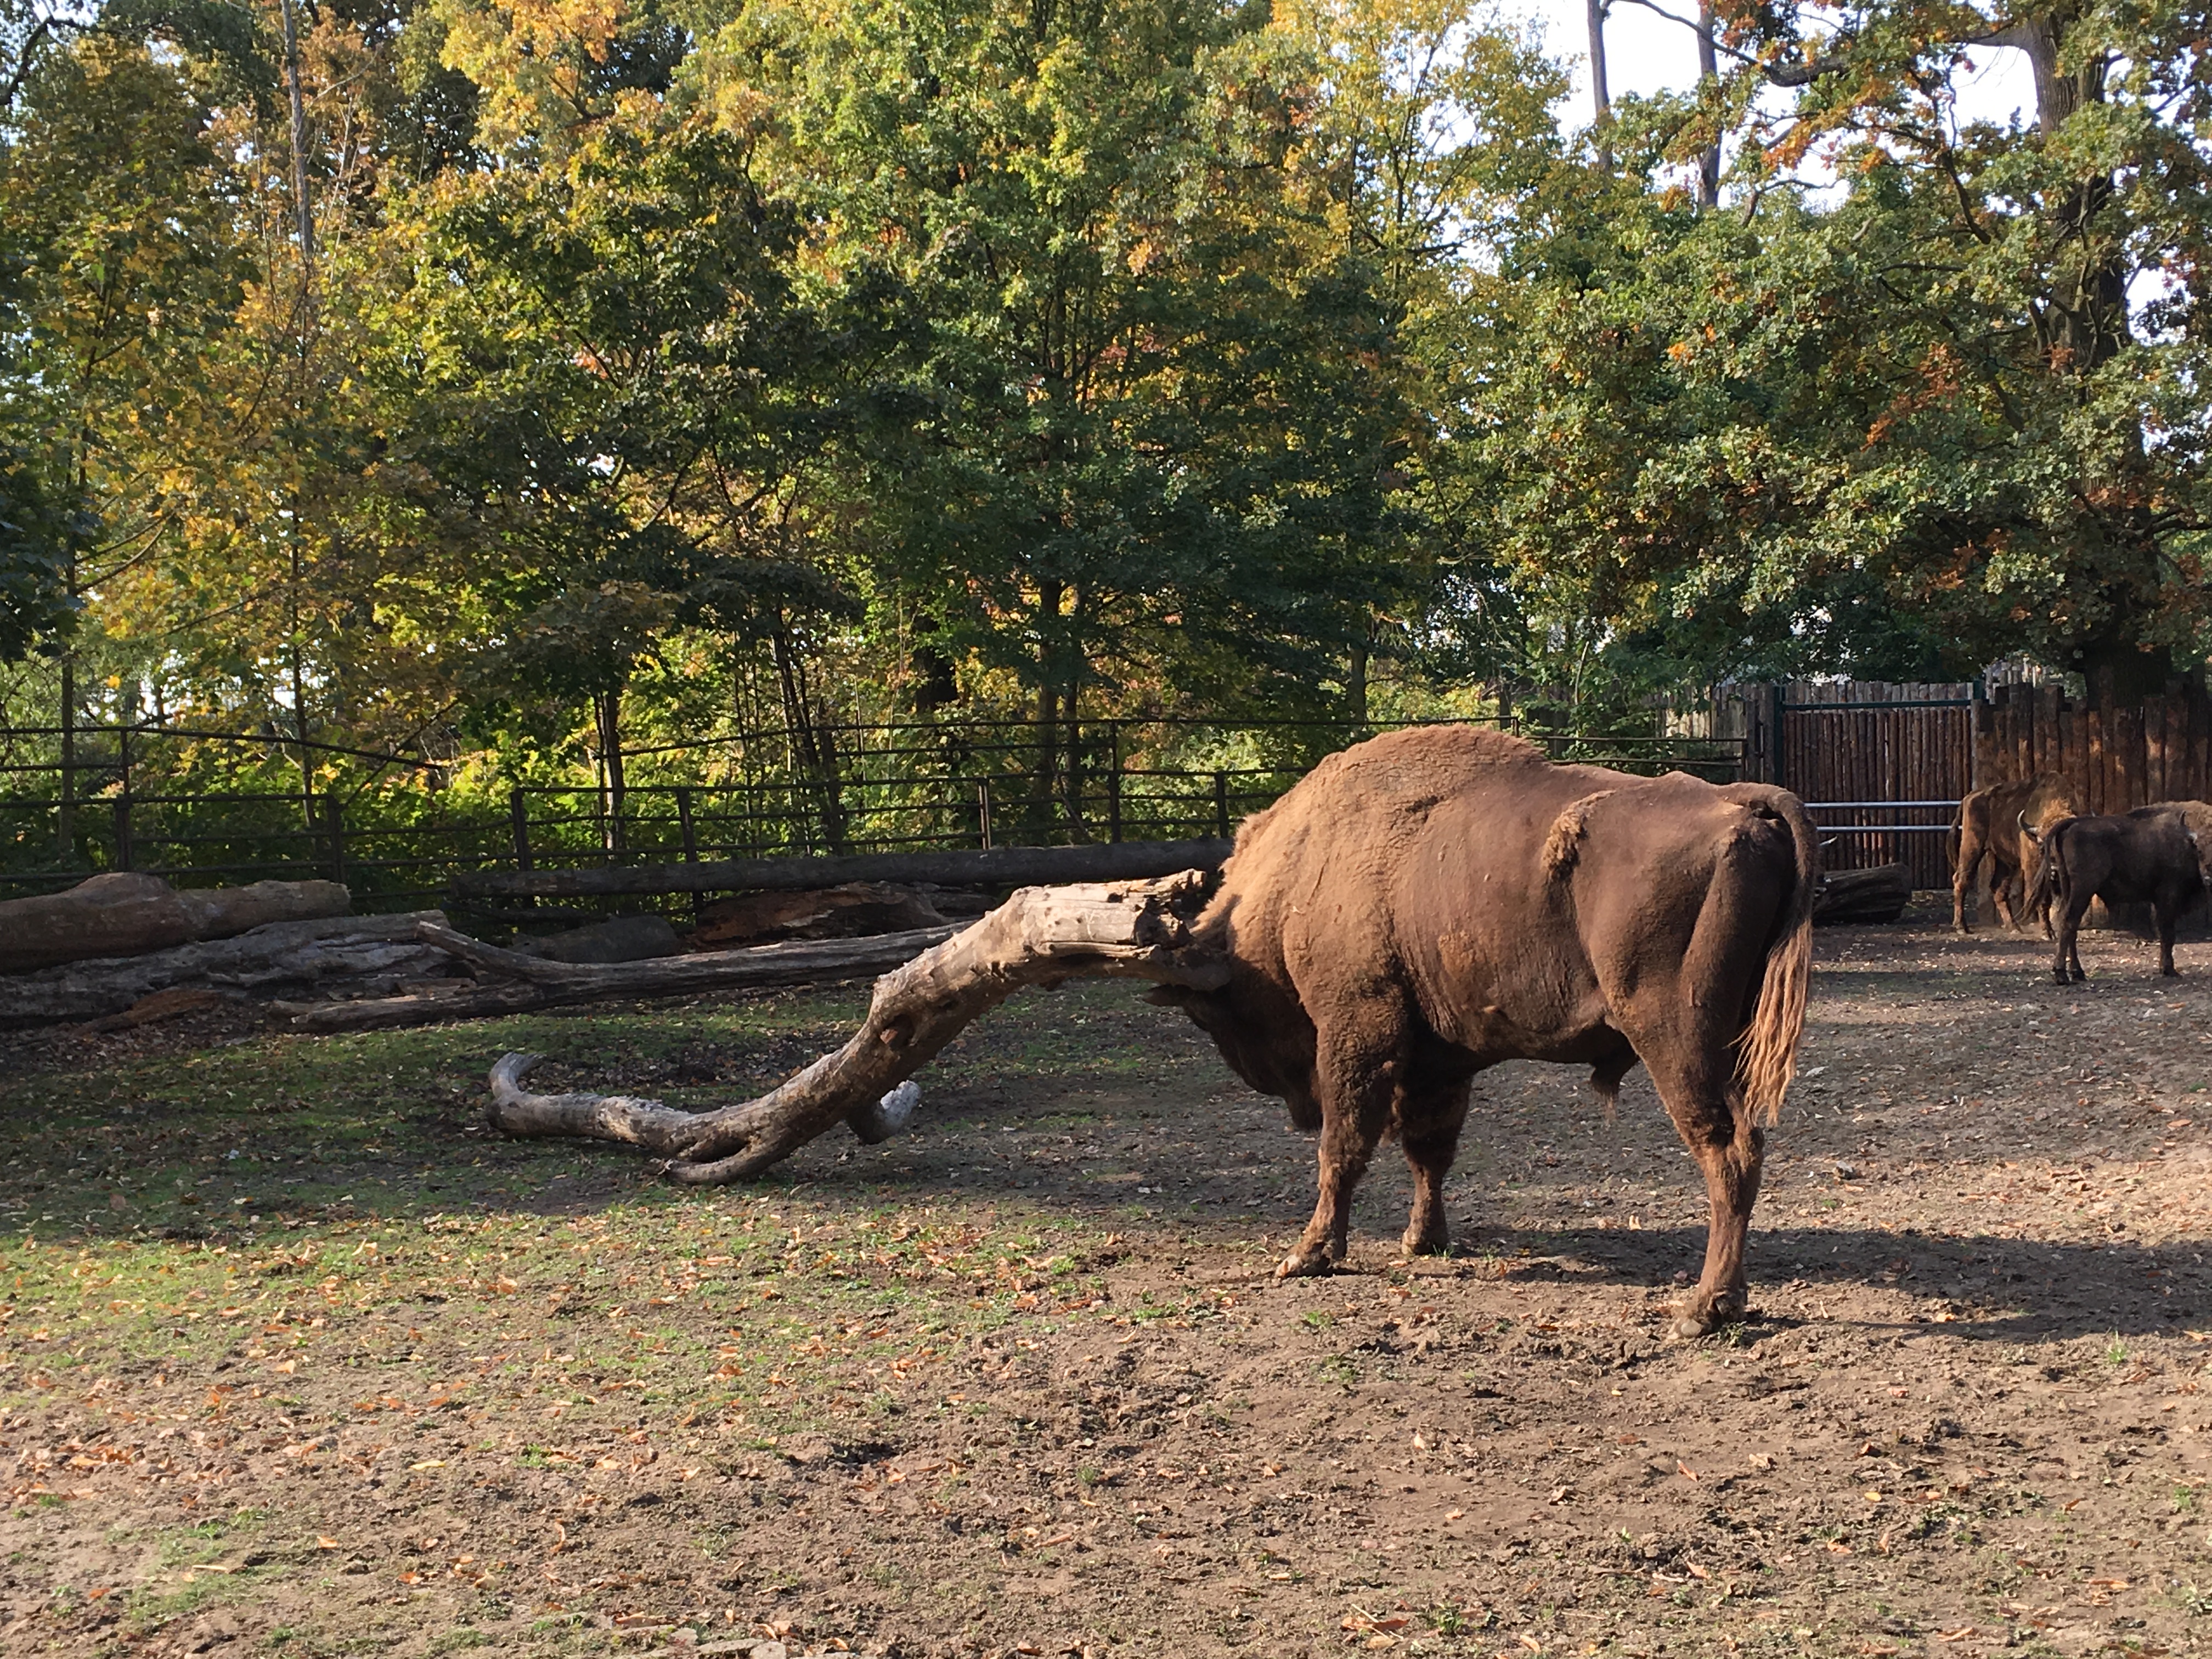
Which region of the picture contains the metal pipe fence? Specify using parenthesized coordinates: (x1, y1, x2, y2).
(0, 716, 1748, 910)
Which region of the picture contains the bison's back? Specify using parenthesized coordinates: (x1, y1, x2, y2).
(1205, 726, 1598, 960)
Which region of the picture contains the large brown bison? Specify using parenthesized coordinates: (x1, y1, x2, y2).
(1951, 776, 2079, 934)
(1160, 726, 1818, 1338)
(2025, 804, 2212, 983)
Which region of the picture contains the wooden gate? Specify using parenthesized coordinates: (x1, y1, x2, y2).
(1735, 681, 1977, 889)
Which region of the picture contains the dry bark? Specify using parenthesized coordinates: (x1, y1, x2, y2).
(285, 922, 963, 1034)
(0, 912, 445, 1026)
(0, 873, 352, 973)
(482, 872, 1229, 1181)
(451, 838, 1232, 901)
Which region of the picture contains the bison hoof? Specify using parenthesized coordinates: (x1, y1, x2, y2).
(1275, 1248, 1335, 1280)
(1400, 1226, 1451, 1260)
(1667, 1291, 1746, 1339)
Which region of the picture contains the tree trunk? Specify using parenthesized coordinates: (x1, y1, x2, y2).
(449, 835, 1233, 900)
(482, 872, 1229, 1181)
(1696, 0, 1720, 208)
(772, 622, 849, 855)
(56, 656, 75, 858)
(0, 872, 352, 974)
(594, 688, 627, 855)
(1587, 0, 1612, 168)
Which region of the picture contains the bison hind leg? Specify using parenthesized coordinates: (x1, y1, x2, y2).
(1397, 1066, 1474, 1260)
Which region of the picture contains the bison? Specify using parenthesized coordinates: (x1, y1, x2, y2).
(1951, 776, 2080, 934)
(1160, 726, 1818, 1338)
(2025, 803, 2212, 983)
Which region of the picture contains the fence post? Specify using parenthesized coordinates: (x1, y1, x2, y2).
(977, 780, 994, 850)
(1768, 682, 1787, 789)
(1213, 769, 1229, 839)
(510, 788, 533, 872)
(324, 791, 345, 885)
(677, 786, 698, 863)
(112, 793, 133, 872)
(1107, 724, 1122, 843)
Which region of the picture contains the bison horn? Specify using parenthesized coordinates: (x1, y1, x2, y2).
(2018, 810, 2041, 844)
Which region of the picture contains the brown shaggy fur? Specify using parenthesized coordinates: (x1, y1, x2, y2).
(1952, 776, 2079, 934)
(1163, 726, 1817, 1338)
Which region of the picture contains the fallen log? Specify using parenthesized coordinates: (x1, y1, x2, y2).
(0, 911, 447, 1026)
(286, 921, 963, 1033)
(0, 872, 352, 973)
(690, 882, 946, 947)
(451, 837, 1233, 901)
(483, 872, 1229, 1180)
(1813, 862, 1913, 926)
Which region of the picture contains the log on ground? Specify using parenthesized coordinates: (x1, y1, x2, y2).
(0, 912, 447, 1026)
(482, 871, 1229, 1181)
(287, 922, 963, 1033)
(1813, 862, 1914, 926)
(450, 837, 1232, 901)
(0, 872, 353, 973)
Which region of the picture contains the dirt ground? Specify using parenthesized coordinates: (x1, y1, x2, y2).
(3, 905, 2211, 1658)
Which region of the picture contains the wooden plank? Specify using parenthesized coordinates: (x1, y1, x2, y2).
(2086, 696, 2106, 815)
(2185, 681, 2203, 800)
(2115, 702, 2138, 811)
(2058, 695, 2079, 808)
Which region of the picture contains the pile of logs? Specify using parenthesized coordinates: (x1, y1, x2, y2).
(1, 848, 1240, 1035)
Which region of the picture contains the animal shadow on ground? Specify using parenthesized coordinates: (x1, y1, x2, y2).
(1472, 1221, 2199, 1341)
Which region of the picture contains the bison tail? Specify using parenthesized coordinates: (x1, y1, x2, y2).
(1733, 789, 1819, 1127)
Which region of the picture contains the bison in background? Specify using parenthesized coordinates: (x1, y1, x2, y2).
(2025, 803, 2212, 982)
(1160, 726, 1818, 1339)
(1952, 776, 2080, 935)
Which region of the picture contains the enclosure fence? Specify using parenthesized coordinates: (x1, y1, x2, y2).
(0, 715, 1746, 911)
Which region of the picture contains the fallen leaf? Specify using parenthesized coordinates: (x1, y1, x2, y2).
(315, 1537, 340, 1550)
(1677, 1461, 1700, 1482)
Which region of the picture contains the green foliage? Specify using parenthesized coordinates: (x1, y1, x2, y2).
(5, 0, 2212, 802)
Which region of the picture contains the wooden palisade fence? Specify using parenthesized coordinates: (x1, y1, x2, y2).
(1972, 676, 2212, 816)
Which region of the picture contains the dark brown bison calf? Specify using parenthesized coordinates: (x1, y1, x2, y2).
(1159, 727, 1818, 1338)
(2027, 805, 2212, 983)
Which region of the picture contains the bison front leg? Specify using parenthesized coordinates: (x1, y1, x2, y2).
(1278, 1022, 1402, 1280)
